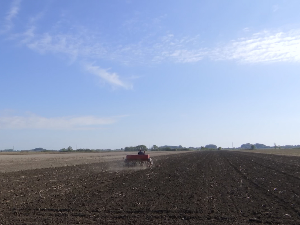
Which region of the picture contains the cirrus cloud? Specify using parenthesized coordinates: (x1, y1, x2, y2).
(1, 0, 21, 33)
(84, 64, 132, 90)
(213, 30, 300, 63)
(3, 0, 300, 77)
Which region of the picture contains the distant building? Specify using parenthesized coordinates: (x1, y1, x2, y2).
(240, 143, 252, 149)
(254, 143, 270, 149)
(205, 144, 217, 149)
(32, 148, 46, 151)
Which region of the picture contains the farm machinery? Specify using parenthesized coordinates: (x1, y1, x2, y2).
(124, 154, 153, 167)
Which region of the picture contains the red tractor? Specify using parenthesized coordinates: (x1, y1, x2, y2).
(124, 154, 153, 167)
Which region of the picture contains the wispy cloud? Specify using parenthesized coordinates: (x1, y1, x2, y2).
(150, 29, 300, 64)
(243, 27, 250, 32)
(273, 5, 279, 12)
(148, 34, 207, 63)
(2, 0, 300, 80)
(23, 30, 204, 66)
(18, 27, 300, 73)
(108, 34, 207, 64)
(1, 2, 131, 89)
(214, 30, 300, 63)
(1, 0, 21, 33)
(25, 32, 82, 61)
(151, 30, 300, 64)
(20, 28, 131, 88)
(0, 114, 119, 130)
(84, 64, 132, 89)
(21, 30, 132, 89)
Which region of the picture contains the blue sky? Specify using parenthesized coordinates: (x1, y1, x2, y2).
(1, 0, 300, 150)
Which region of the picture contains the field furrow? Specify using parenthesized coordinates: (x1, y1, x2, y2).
(0, 151, 300, 224)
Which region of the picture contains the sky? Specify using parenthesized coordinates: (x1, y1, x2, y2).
(1, 0, 300, 150)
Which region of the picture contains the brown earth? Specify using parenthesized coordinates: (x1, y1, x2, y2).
(0, 151, 189, 173)
(241, 148, 300, 157)
(1, 151, 300, 224)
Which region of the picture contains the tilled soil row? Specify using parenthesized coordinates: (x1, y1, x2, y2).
(0, 151, 300, 224)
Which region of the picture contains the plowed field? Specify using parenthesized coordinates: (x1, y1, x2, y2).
(1, 151, 300, 224)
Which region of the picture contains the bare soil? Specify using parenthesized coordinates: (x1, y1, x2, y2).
(241, 148, 300, 157)
(0, 151, 189, 173)
(1, 151, 300, 224)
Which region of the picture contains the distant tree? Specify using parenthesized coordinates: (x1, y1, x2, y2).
(124, 147, 135, 151)
(159, 147, 173, 151)
(136, 145, 147, 151)
(218, 147, 222, 150)
(151, 145, 159, 151)
(60, 146, 74, 152)
(250, 145, 256, 150)
(124, 145, 148, 152)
